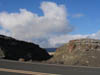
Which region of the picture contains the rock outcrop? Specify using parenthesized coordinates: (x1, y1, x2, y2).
(0, 35, 51, 61)
(48, 39, 100, 67)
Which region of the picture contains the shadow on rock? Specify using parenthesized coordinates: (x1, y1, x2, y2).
(0, 34, 51, 61)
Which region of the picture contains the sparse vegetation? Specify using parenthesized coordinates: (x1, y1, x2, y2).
(47, 39, 100, 67)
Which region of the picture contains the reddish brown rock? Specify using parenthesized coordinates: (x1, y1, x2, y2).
(48, 39, 100, 67)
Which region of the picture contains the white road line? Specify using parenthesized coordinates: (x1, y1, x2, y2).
(0, 68, 59, 75)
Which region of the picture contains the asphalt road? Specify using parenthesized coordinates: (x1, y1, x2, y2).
(1, 59, 100, 75)
(0, 71, 26, 75)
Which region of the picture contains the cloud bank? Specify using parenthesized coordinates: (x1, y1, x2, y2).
(0, 2, 72, 47)
(0, 1, 99, 48)
(48, 32, 100, 47)
(0, 2, 71, 38)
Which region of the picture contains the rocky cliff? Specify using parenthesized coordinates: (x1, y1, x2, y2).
(48, 39, 100, 67)
(0, 35, 51, 61)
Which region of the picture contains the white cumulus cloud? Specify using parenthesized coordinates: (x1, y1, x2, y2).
(0, 2, 72, 47)
(0, 2, 71, 40)
(48, 31, 100, 47)
(48, 34, 88, 47)
(0, 1, 99, 48)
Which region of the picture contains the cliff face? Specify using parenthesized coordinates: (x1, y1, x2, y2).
(48, 39, 100, 67)
(0, 35, 51, 61)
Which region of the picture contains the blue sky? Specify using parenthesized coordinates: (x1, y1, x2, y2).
(0, 0, 100, 47)
(0, 0, 100, 34)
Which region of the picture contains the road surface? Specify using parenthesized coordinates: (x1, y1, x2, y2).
(0, 59, 100, 75)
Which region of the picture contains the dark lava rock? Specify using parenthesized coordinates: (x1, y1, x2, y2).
(48, 39, 100, 67)
(0, 35, 51, 61)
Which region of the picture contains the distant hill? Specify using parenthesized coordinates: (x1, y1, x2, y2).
(45, 48, 56, 52)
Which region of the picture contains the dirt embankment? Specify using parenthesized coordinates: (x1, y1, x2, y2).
(47, 39, 100, 67)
